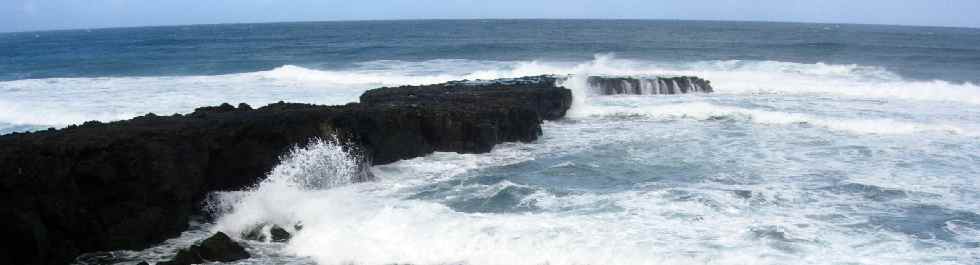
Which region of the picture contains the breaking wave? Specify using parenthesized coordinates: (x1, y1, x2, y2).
(60, 55, 977, 265)
(0, 55, 977, 129)
(3, 55, 980, 134)
(207, 137, 366, 237)
(571, 101, 968, 135)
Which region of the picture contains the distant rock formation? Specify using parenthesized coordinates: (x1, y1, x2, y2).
(438, 74, 714, 96)
(586, 76, 713, 95)
(0, 79, 572, 265)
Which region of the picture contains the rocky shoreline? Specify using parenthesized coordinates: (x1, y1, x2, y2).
(0, 79, 572, 265)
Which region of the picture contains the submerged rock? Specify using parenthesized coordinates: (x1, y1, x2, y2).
(243, 224, 293, 243)
(0, 78, 572, 265)
(198, 232, 250, 261)
(270, 226, 291, 242)
(157, 248, 204, 265)
(158, 232, 248, 265)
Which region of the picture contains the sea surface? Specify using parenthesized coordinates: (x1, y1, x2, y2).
(2, 20, 979, 265)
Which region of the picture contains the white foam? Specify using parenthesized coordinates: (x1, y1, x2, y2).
(4, 55, 980, 132)
(5, 56, 979, 264)
(209, 137, 364, 236)
(570, 101, 967, 135)
(213, 158, 974, 265)
(544, 54, 980, 106)
(202, 107, 979, 265)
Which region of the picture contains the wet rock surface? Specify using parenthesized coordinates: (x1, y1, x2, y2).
(0, 79, 572, 265)
(157, 232, 248, 265)
(243, 224, 295, 243)
(586, 76, 713, 95)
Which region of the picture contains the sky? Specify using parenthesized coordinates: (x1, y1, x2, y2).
(2, 0, 979, 32)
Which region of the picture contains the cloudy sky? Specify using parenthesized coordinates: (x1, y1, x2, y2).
(3, 0, 979, 32)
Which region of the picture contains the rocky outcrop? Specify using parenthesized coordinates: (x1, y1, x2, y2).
(157, 232, 249, 265)
(586, 76, 713, 95)
(0, 79, 572, 265)
(243, 224, 296, 243)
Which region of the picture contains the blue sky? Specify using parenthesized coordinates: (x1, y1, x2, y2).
(3, 0, 979, 32)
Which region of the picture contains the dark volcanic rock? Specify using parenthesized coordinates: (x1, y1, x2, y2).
(198, 232, 249, 262)
(243, 224, 292, 243)
(586, 76, 713, 95)
(361, 76, 570, 119)
(157, 248, 204, 265)
(359, 79, 573, 163)
(0, 79, 572, 265)
(157, 232, 248, 265)
(270, 226, 291, 243)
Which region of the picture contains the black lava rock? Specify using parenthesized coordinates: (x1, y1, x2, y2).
(157, 247, 204, 265)
(158, 232, 248, 265)
(270, 226, 291, 243)
(0, 78, 572, 265)
(243, 224, 293, 243)
(198, 232, 249, 262)
(586, 75, 713, 95)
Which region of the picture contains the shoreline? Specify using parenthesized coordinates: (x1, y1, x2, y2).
(0, 78, 571, 265)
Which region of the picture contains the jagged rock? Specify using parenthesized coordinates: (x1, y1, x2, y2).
(243, 224, 292, 243)
(237, 103, 253, 111)
(270, 226, 291, 242)
(198, 232, 249, 262)
(136, 261, 149, 265)
(158, 232, 248, 265)
(585, 76, 713, 95)
(0, 78, 572, 265)
(157, 247, 203, 265)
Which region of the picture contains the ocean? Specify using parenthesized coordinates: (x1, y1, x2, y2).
(2, 20, 979, 264)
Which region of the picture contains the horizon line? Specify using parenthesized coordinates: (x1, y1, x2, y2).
(3, 17, 978, 34)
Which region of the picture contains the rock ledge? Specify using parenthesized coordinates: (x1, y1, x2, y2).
(0, 79, 572, 265)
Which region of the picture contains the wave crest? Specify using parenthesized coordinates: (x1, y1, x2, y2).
(3, 55, 980, 134)
(572, 101, 967, 135)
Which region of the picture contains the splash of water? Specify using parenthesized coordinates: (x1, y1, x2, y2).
(207, 137, 366, 237)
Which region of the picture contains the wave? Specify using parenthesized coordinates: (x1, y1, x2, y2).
(200, 134, 978, 265)
(2, 55, 980, 133)
(534, 55, 980, 105)
(208, 136, 365, 235)
(265, 55, 980, 106)
(570, 101, 967, 135)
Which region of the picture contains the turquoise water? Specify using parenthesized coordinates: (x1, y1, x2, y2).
(2, 20, 978, 265)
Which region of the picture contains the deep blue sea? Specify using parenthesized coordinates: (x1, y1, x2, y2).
(2, 20, 979, 265)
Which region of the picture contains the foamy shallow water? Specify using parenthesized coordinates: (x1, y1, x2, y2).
(14, 57, 978, 265)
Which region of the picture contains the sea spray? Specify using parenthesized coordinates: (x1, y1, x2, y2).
(207, 136, 368, 238)
(26, 21, 980, 265)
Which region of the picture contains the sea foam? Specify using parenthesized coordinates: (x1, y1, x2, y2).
(4, 55, 980, 134)
(201, 121, 979, 265)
